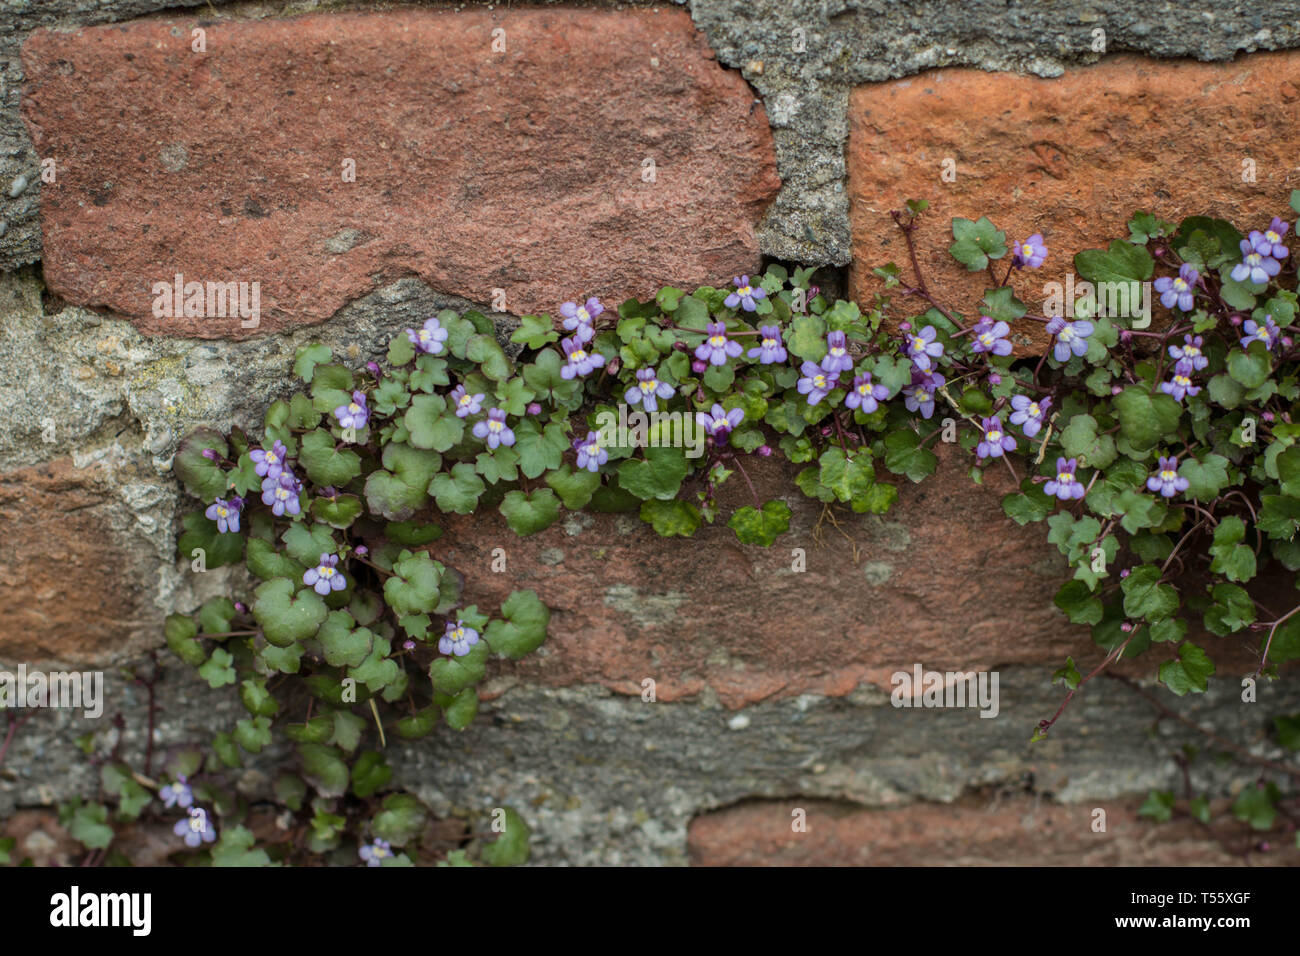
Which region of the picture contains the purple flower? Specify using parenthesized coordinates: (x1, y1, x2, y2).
(450, 384, 485, 418)
(1154, 264, 1199, 312)
(574, 431, 608, 472)
(970, 317, 1012, 356)
(1252, 217, 1290, 259)
(334, 391, 369, 431)
(261, 472, 302, 517)
(797, 360, 837, 405)
(304, 553, 346, 596)
(174, 808, 216, 848)
(1012, 233, 1048, 268)
(1146, 455, 1190, 498)
(903, 371, 944, 420)
(160, 775, 193, 810)
(1168, 334, 1208, 371)
(1008, 394, 1052, 438)
(1241, 315, 1280, 351)
(724, 275, 767, 312)
(205, 497, 241, 534)
(905, 325, 944, 371)
(560, 297, 603, 343)
(1045, 316, 1094, 362)
(976, 416, 1017, 459)
(406, 316, 449, 355)
(359, 838, 393, 867)
(844, 372, 889, 413)
(1231, 239, 1283, 285)
(746, 325, 787, 364)
(1043, 457, 1085, 500)
(250, 439, 288, 479)
(822, 331, 854, 373)
(560, 336, 605, 379)
(625, 366, 676, 413)
(697, 403, 744, 443)
(1160, 360, 1201, 402)
(439, 620, 480, 657)
(695, 322, 743, 366)
(472, 407, 516, 449)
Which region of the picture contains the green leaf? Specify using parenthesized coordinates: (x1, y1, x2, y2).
(298, 743, 350, 797)
(430, 641, 489, 694)
(317, 610, 375, 668)
(1209, 516, 1257, 582)
(1120, 565, 1179, 622)
(350, 751, 392, 799)
(480, 807, 532, 866)
(240, 679, 280, 718)
(383, 550, 444, 618)
(1232, 782, 1278, 831)
(1059, 414, 1116, 470)
(883, 430, 938, 483)
(1112, 387, 1182, 451)
(1054, 580, 1103, 625)
(246, 537, 304, 581)
(164, 613, 206, 667)
(511, 314, 561, 349)
(499, 488, 561, 535)
(640, 498, 701, 538)
(617, 446, 690, 501)
(465, 334, 511, 381)
(1158, 642, 1215, 696)
(365, 442, 441, 521)
(545, 464, 602, 510)
(728, 500, 793, 546)
(1178, 453, 1230, 500)
(312, 494, 364, 530)
(298, 429, 362, 487)
(67, 803, 114, 850)
(484, 590, 550, 660)
(372, 793, 427, 847)
(211, 825, 274, 867)
(949, 216, 1007, 271)
(1227, 342, 1272, 390)
(198, 648, 236, 688)
(234, 716, 273, 754)
(1137, 789, 1175, 823)
(405, 394, 465, 452)
(980, 286, 1026, 324)
(441, 687, 479, 730)
(293, 343, 333, 383)
(1074, 240, 1154, 285)
(818, 448, 874, 503)
(513, 420, 569, 479)
(174, 428, 229, 501)
(429, 462, 486, 515)
(252, 578, 328, 647)
(282, 522, 337, 567)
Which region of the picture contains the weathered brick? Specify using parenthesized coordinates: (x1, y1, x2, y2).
(21, 9, 779, 337)
(689, 795, 1299, 866)
(848, 54, 1300, 345)
(0, 459, 151, 662)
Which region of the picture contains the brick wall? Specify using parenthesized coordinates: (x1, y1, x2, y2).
(2, 0, 1299, 866)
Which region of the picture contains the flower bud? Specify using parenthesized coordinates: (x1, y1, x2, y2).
(1120, 621, 1134, 632)
(821, 426, 833, 437)
(1120, 568, 1130, 578)
(899, 321, 912, 333)
(1111, 385, 1123, 396)
(1285, 336, 1294, 349)
(757, 445, 773, 457)
(1120, 330, 1132, 343)
(201, 448, 217, 460)
(366, 361, 381, 377)
(988, 373, 1001, 385)
(692, 359, 707, 375)
(1264, 411, 1276, 422)
(1230, 314, 1243, 326)
(402, 639, 416, 652)
(234, 602, 247, 614)
(354, 545, 369, 557)
(526, 402, 542, 416)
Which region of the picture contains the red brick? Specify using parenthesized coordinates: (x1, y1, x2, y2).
(848, 54, 1300, 349)
(21, 9, 779, 337)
